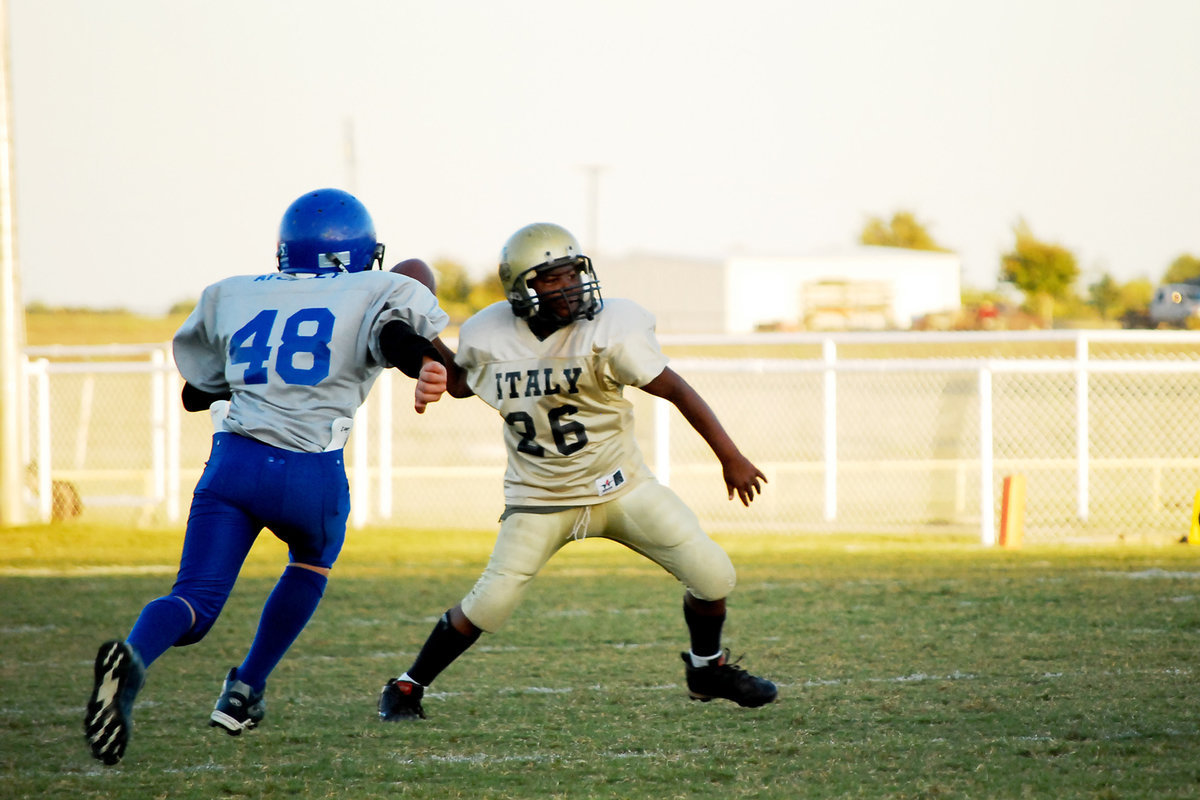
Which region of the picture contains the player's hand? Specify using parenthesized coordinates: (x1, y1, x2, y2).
(723, 454, 767, 506)
(415, 360, 448, 414)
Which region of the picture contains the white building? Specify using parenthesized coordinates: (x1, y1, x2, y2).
(597, 245, 962, 334)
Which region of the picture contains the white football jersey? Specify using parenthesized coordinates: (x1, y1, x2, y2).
(456, 298, 669, 506)
(174, 270, 447, 453)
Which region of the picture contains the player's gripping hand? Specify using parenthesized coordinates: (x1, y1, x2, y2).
(415, 359, 448, 414)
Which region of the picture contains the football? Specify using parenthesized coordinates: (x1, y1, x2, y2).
(390, 258, 437, 295)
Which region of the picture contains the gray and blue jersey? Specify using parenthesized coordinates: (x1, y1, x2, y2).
(174, 269, 448, 453)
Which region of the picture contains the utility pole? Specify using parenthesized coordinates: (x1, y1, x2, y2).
(344, 117, 357, 195)
(580, 164, 606, 255)
(0, 0, 26, 526)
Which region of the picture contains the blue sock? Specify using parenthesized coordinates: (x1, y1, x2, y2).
(236, 567, 327, 692)
(126, 595, 195, 667)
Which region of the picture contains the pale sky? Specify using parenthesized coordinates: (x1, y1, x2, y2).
(8, 0, 1199, 313)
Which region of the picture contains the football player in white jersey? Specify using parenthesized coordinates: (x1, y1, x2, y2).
(379, 222, 776, 721)
(84, 189, 449, 765)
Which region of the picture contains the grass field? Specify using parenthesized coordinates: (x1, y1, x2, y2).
(24, 310, 191, 347)
(3, 525, 1200, 799)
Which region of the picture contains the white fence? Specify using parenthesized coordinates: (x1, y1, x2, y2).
(21, 331, 1200, 544)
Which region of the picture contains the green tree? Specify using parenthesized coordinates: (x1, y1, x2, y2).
(432, 258, 505, 323)
(1119, 277, 1154, 312)
(1052, 290, 1093, 324)
(860, 210, 950, 252)
(1115, 277, 1155, 328)
(1162, 253, 1200, 284)
(433, 259, 474, 305)
(1087, 274, 1122, 321)
(999, 219, 1079, 326)
(467, 273, 505, 311)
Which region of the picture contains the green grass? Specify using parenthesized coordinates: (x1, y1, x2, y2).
(4, 525, 1200, 799)
(24, 310, 191, 348)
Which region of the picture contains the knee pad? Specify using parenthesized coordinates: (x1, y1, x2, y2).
(460, 573, 532, 634)
(681, 537, 734, 599)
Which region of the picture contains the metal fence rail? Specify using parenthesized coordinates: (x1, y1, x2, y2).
(22, 331, 1200, 544)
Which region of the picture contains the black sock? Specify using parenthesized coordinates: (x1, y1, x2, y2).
(407, 611, 481, 686)
(683, 598, 725, 658)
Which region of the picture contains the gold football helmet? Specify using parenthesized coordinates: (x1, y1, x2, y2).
(498, 222, 602, 322)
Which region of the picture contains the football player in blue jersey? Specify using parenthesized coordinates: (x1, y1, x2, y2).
(84, 188, 450, 766)
(378, 222, 776, 723)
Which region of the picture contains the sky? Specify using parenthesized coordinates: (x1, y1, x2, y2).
(7, 0, 1199, 314)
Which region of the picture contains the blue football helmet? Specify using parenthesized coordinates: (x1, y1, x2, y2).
(276, 188, 385, 274)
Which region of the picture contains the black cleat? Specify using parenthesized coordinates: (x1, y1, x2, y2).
(379, 678, 426, 720)
(84, 640, 146, 765)
(681, 650, 778, 708)
(209, 668, 266, 735)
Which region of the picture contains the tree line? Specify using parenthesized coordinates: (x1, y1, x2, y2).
(862, 210, 1200, 328)
(26, 212, 1196, 329)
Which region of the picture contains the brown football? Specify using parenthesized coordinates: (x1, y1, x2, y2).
(389, 258, 437, 294)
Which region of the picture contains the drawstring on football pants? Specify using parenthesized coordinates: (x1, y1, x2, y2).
(569, 506, 591, 541)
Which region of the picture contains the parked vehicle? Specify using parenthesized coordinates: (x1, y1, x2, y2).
(1149, 282, 1200, 328)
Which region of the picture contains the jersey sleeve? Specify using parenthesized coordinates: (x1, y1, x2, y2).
(453, 303, 499, 373)
(172, 284, 231, 394)
(366, 275, 450, 366)
(601, 301, 669, 388)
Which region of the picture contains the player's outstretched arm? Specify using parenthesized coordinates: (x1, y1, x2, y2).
(432, 338, 474, 399)
(638, 367, 767, 506)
